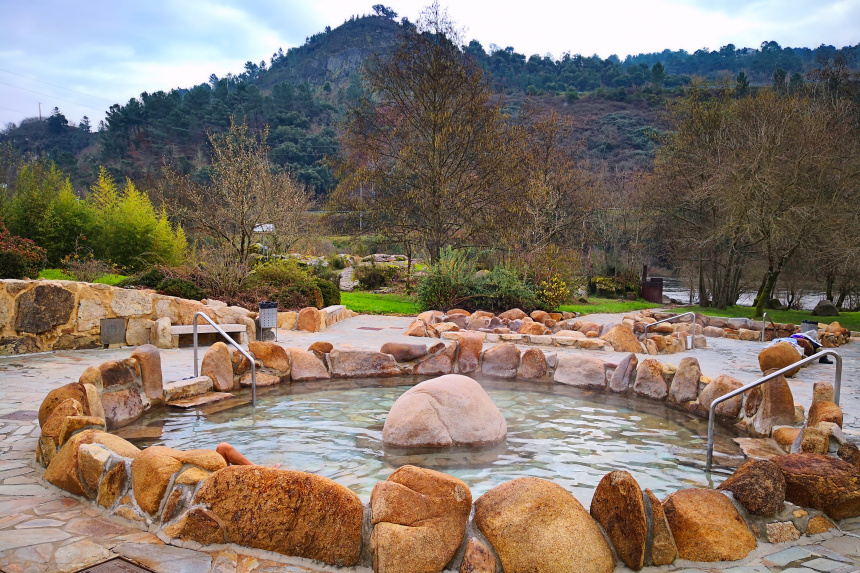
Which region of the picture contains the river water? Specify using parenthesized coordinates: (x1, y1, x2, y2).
(657, 276, 828, 310)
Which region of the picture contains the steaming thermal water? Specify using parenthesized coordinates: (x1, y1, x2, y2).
(130, 378, 735, 503)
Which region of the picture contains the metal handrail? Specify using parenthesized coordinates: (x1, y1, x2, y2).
(193, 311, 256, 407)
(644, 312, 698, 349)
(705, 348, 841, 471)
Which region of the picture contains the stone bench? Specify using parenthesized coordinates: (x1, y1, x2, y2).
(170, 323, 248, 345)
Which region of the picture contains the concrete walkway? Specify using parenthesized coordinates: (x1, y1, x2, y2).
(0, 313, 857, 572)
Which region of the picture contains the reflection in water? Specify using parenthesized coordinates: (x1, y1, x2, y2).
(130, 378, 738, 503)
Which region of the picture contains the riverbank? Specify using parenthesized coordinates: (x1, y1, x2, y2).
(682, 305, 860, 332)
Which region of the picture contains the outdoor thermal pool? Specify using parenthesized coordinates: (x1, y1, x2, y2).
(126, 376, 738, 504)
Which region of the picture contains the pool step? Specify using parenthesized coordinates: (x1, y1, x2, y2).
(168, 392, 234, 409)
(113, 425, 164, 441)
(198, 396, 251, 415)
(733, 437, 785, 461)
(163, 376, 213, 402)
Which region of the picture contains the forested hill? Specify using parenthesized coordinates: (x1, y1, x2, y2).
(2, 9, 858, 196)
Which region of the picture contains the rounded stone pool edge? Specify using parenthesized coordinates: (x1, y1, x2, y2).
(30, 338, 859, 572)
(405, 307, 853, 359)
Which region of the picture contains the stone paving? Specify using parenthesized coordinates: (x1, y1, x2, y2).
(0, 313, 857, 572)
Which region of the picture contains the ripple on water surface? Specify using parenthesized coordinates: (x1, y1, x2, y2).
(131, 378, 734, 503)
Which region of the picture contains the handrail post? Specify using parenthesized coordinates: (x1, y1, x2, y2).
(644, 311, 697, 350)
(834, 352, 842, 404)
(761, 312, 768, 342)
(192, 311, 257, 407)
(193, 319, 199, 377)
(705, 348, 841, 472)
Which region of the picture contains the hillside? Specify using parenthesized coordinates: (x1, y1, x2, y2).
(254, 15, 401, 89)
(1, 12, 857, 194)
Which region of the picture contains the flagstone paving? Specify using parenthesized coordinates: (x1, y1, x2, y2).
(0, 313, 857, 572)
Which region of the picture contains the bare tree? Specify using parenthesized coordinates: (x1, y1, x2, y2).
(653, 82, 860, 314)
(331, 2, 517, 263)
(511, 105, 594, 254)
(652, 82, 756, 308)
(165, 118, 312, 262)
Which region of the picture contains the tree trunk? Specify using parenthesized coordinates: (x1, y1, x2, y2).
(825, 273, 835, 301)
(405, 243, 413, 295)
(754, 269, 777, 318)
(836, 290, 847, 309)
(752, 273, 768, 308)
(698, 256, 709, 307)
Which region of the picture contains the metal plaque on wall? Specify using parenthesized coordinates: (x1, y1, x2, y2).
(100, 318, 127, 345)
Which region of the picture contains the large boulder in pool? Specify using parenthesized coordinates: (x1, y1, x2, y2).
(474, 477, 614, 573)
(382, 375, 506, 447)
(167, 466, 364, 567)
(662, 489, 756, 562)
(370, 465, 472, 573)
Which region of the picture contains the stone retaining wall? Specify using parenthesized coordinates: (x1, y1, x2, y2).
(34, 341, 857, 572)
(276, 304, 355, 333)
(0, 279, 356, 355)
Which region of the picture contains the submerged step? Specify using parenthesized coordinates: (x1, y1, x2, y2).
(733, 437, 786, 460)
(169, 392, 234, 409)
(163, 375, 213, 402)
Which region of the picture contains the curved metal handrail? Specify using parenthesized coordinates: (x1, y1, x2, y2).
(192, 311, 256, 407)
(644, 311, 698, 350)
(705, 348, 841, 471)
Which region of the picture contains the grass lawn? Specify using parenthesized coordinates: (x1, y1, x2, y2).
(91, 273, 128, 286)
(39, 269, 128, 286)
(684, 305, 860, 332)
(342, 293, 665, 317)
(38, 269, 75, 280)
(340, 291, 420, 315)
(560, 298, 664, 316)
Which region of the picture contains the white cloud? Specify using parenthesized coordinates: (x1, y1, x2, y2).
(0, 0, 856, 126)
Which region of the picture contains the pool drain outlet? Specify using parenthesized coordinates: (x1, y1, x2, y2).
(73, 557, 156, 573)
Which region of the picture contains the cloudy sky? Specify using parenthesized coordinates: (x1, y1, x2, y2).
(1, 0, 856, 126)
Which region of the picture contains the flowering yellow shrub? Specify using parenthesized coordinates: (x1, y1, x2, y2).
(537, 275, 570, 311)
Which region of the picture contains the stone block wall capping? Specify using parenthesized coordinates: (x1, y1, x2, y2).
(0, 279, 358, 355)
(706, 348, 842, 472)
(170, 323, 248, 345)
